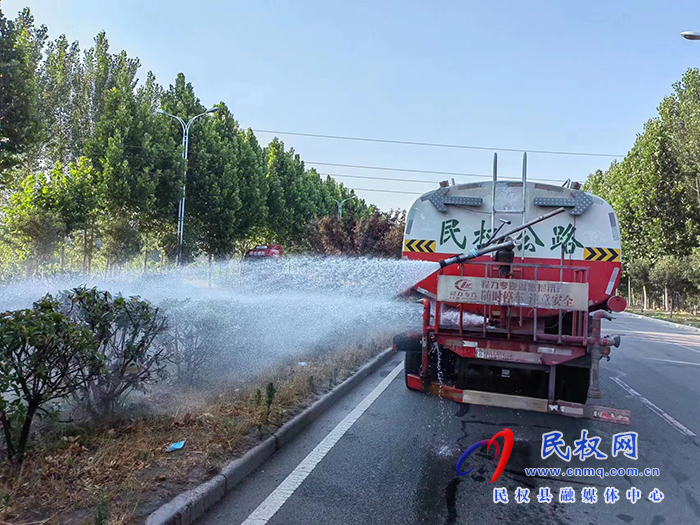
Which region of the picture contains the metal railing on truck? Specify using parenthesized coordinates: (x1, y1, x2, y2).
(434, 261, 590, 346)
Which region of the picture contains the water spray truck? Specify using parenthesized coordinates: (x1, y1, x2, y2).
(395, 153, 630, 425)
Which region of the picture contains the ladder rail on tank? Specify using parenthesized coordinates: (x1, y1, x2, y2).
(490, 152, 528, 236)
(486, 152, 585, 345)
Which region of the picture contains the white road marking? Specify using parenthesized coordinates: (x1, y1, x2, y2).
(611, 323, 700, 356)
(640, 356, 700, 367)
(677, 344, 700, 356)
(241, 361, 405, 525)
(610, 377, 696, 438)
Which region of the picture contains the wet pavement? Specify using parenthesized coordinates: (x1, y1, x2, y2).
(200, 313, 700, 525)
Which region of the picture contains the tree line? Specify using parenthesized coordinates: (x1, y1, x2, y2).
(0, 8, 406, 280)
(584, 68, 700, 315)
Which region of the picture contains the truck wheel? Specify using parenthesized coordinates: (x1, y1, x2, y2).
(394, 333, 423, 387)
(404, 348, 422, 387)
(556, 366, 590, 404)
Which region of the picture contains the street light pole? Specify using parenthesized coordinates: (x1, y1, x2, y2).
(156, 107, 218, 265)
(334, 198, 354, 218)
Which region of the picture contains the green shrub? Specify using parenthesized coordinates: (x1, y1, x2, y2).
(60, 286, 169, 419)
(0, 296, 101, 465)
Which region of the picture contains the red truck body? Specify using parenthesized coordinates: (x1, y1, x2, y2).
(395, 153, 630, 425)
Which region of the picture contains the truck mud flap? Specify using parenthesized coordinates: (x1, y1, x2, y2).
(406, 374, 630, 425)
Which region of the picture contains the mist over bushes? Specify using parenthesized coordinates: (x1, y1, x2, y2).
(0, 256, 431, 465)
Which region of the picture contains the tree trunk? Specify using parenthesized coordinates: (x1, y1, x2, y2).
(143, 239, 148, 274)
(60, 241, 66, 273)
(87, 226, 94, 274)
(0, 411, 16, 464)
(83, 230, 88, 273)
(17, 402, 38, 464)
(642, 285, 647, 312)
(664, 287, 669, 312)
(628, 276, 633, 306)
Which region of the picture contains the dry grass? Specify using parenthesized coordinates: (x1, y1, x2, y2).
(0, 338, 390, 524)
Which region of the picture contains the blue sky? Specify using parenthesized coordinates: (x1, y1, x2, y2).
(6, 0, 700, 211)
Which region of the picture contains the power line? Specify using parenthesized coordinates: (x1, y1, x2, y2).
(310, 161, 489, 179)
(310, 161, 565, 183)
(321, 173, 439, 184)
(348, 187, 425, 195)
(254, 129, 624, 158)
(321, 171, 563, 184)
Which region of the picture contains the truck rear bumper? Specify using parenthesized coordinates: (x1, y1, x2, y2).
(406, 373, 631, 425)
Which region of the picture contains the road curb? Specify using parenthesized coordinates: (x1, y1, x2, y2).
(146, 346, 398, 525)
(622, 312, 700, 333)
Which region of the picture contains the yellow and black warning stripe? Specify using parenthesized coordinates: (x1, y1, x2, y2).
(404, 239, 436, 253)
(584, 247, 620, 262)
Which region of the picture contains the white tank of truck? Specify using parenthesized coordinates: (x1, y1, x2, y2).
(402, 153, 625, 317)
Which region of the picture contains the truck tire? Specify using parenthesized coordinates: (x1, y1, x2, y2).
(404, 347, 422, 387)
(394, 333, 422, 387)
(556, 366, 590, 404)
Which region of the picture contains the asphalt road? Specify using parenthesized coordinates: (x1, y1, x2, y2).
(200, 313, 700, 525)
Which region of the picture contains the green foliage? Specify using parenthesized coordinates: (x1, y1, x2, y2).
(623, 253, 700, 314)
(59, 286, 169, 418)
(102, 218, 143, 268)
(0, 295, 101, 465)
(2, 171, 67, 276)
(0, 8, 374, 278)
(650, 256, 688, 296)
(254, 388, 262, 406)
(186, 103, 243, 259)
(585, 69, 700, 264)
(627, 258, 652, 292)
(265, 382, 276, 411)
(93, 499, 111, 525)
(264, 381, 276, 424)
(0, 8, 45, 174)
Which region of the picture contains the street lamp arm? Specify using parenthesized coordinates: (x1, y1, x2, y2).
(186, 107, 219, 130)
(681, 31, 700, 40)
(156, 109, 186, 130)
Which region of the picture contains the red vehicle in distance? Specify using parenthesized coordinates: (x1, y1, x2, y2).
(243, 245, 283, 260)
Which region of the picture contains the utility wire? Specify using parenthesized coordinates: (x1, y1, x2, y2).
(309, 161, 566, 183)
(309, 161, 490, 179)
(321, 171, 562, 184)
(348, 188, 425, 195)
(122, 145, 569, 183)
(254, 129, 624, 158)
(320, 173, 441, 184)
